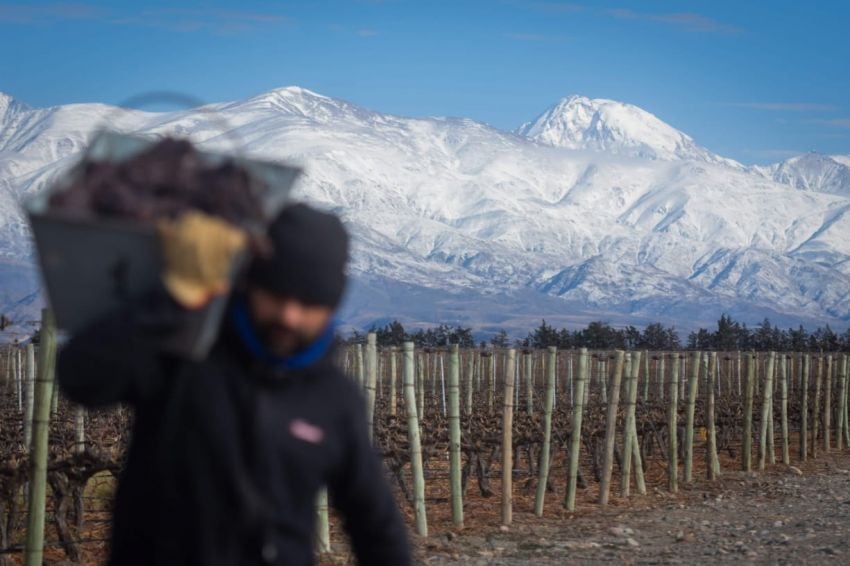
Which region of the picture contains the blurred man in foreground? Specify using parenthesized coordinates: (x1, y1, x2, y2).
(58, 203, 411, 565)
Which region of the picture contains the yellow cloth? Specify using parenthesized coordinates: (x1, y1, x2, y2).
(157, 211, 248, 309)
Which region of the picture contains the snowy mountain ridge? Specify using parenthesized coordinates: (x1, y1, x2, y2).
(0, 86, 849, 337)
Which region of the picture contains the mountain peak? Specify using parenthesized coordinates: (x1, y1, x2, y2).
(0, 92, 28, 118)
(517, 95, 730, 164)
(762, 152, 850, 196)
(228, 85, 371, 123)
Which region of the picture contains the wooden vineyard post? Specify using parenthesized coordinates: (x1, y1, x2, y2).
(780, 354, 790, 464)
(742, 352, 756, 472)
(658, 353, 666, 401)
(565, 348, 588, 511)
(23, 343, 36, 449)
(622, 352, 645, 496)
(812, 355, 823, 459)
(837, 354, 848, 450)
(684, 351, 701, 483)
(417, 352, 425, 419)
(403, 342, 427, 537)
(523, 351, 532, 415)
(599, 350, 624, 505)
(448, 345, 463, 528)
(501, 349, 516, 526)
(315, 488, 331, 554)
(643, 350, 650, 401)
(758, 352, 776, 470)
(620, 353, 633, 495)
(466, 352, 474, 416)
(356, 343, 365, 389)
(365, 333, 378, 441)
(839, 354, 850, 446)
(800, 354, 809, 462)
(668, 353, 679, 492)
(74, 406, 86, 455)
(535, 347, 557, 516)
(25, 309, 57, 566)
(389, 349, 398, 417)
(487, 352, 495, 415)
(825, 355, 833, 452)
(706, 352, 720, 479)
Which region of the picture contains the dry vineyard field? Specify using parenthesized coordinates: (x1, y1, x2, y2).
(1, 339, 849, 564)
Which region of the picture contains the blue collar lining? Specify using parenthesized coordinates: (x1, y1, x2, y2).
(230, 298, 336, 371)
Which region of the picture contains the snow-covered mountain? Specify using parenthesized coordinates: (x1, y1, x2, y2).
(1, 86, 849, 339)
(516, 95, 741, 167)
(751, 152, 850, 197)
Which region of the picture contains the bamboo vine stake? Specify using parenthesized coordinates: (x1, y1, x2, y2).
(599, 350, 624, 505)
(621, 353, 636, 496)
(800, 354, 809, 462)
(742, 353, 755, 472)
(365, 334, 378, 442)
(389, 349, 398, 417)
(706, 352, 720, 479)
(812, 355, 823, 459)
(23, 344, 35, 449)
(447, 345, 463, 527)
(825, 355, 832, 452)
(565, 348, 588, 511)
(25, 309, 57, 566)
(315, 488, 331, 554)
(683, 351, 701, 483)
(403, 342, 427, 537)
(535, 347, 557, 516)
(758, 352, 776, 470)
(668, 353, 679, 492)
(780, 354, 790, 464)
(501, 349, 516, 526)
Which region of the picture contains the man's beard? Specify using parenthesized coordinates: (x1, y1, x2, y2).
(256, 322, 316, 357)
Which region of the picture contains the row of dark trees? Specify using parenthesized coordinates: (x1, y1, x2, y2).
(351, 314, 850, 352)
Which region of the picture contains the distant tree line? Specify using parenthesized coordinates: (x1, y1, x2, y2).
(347, 314, 850, 352)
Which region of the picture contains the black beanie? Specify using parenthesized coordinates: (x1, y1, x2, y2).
(247, 203, 349, 309)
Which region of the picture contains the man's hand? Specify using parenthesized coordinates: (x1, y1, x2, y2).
(157, 211, 248, 310)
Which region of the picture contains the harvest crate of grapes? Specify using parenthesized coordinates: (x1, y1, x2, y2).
(25, 130, 301, 358)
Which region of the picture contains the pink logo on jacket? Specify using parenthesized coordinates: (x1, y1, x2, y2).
(289, 418, 325, 444)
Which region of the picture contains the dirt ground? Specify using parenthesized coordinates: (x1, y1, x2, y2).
(403, 452, 850, 565)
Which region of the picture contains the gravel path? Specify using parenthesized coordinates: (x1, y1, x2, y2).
(416, 452, 850, 564)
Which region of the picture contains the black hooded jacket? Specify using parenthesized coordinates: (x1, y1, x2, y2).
(57, 294, 412, 565)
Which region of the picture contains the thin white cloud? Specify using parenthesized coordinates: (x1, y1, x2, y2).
(812, 118, 850, 128)
(0, 3, 292, 34)
(356, 28, 379, 37)
(531, 2, 584, 13)
(0, 3, 104, 23)
(728, 102, 837, 112)
(505, 32, 569, 43)
(607, 8, 742, 34)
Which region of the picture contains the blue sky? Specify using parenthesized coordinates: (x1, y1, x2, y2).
(1, 0, 848, 164)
